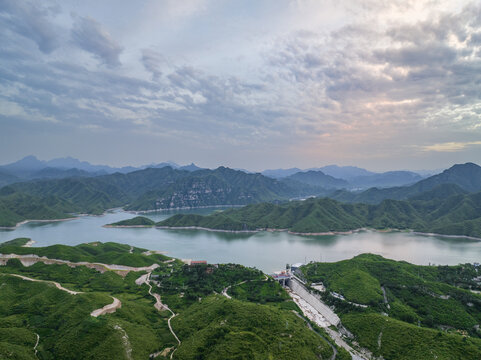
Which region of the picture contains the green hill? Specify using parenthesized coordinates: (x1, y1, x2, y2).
(155, 189, 481, 237)
(171, 296, 333, 359)
(2, 162, 480, 227)
(1, 166, 325, 224)
(329, 162, 481, 204)
(301, 254, 481, 359)
(0, 240, 168, 266)
(106, 216, 155, 227)
(0, 241, 333, 359)
(0, 190, 76, 227)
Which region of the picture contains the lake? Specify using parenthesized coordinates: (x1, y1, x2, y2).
(1, 208, 480, 273)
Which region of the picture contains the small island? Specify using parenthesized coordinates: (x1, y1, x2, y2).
(104, 216, 155, 227)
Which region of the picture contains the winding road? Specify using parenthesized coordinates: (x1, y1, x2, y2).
(90, 297, 122, 317)
(139, 272, 181, 359)
(4, 273, 82, 295)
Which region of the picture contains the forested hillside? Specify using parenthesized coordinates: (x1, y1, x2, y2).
(156, 187, 481, 237)
(300, 254, 481, 359)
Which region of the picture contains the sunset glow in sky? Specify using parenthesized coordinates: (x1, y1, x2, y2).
(1, 0, 480, 171)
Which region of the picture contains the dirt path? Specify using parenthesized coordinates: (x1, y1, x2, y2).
(0, 254, 159, 275)
(114, 324, 133, 360)
(222, 275, 268, 299)
(90, 297, 122, 317)
(377, 330, 383, 350)
(140, 272, 181, 358)
(381, 286, 390, 309)
(34, 333, 39, 358)
(6, 274, 82, 295)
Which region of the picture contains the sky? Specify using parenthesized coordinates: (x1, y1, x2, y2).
(0, 0, 480, 172)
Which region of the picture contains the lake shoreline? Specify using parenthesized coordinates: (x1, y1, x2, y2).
(106, 223, 481, 241)
(0, 207, 126, 230)
(128, 204, 244, 214)
(0, 217, 77, 230)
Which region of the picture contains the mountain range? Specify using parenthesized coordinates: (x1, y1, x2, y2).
(0, 165, 326, 226)
(1, 156, 436, 190)
(330, 162, 481, 204)
(156, 183, 481, 238)
(0, 157, 480, 229)
(0, 155, 205, 186)
(263, 165, 426, 189)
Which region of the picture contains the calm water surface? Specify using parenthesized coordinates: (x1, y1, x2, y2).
(1, 208, 480, 273)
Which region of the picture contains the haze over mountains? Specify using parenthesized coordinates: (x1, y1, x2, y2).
(0, 155, 437, 190)
(0, 156, 204, 186)
(0, 155, 480, 233)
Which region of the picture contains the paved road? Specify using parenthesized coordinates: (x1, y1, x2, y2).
(90, 297, 121, 317)
(5, 273, 82, 295)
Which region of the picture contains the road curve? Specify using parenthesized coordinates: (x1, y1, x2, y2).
(5, 273, 82, 295)
(90, 296, 122, 317)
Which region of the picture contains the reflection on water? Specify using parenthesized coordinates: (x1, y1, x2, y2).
(1, 209, 480, 273)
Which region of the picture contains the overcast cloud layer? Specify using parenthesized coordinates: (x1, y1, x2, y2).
(0, 0, 480, 171)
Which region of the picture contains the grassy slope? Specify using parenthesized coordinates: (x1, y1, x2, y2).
(342, 313, 481, 360)
(107, 216, 155, 226)
(0, 240, 168, 266)
(0, 190, 77, 227)
(172, 296, 333, 360)
(3, 166, 318, 216)
(155, 189, 481, 237)
(0, 241, 332, 359)
(301, 255, 481, 358)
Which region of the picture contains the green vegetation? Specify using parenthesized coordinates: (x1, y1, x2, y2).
(0, 267, 176, 359)
(107, 216, 155, 227)
(0, 240, 169, 267)
(0, 188, 76, 227)
(171, 296, 333, 360)
(3, 162, 481, 230)
(0, 165, 327, 226)
(330, 162, 481, 204)
(156, 189, 481, 237)
(151, 263, 264, 311)
(0, 240, 333, 359)
(342, 313, 481, 360)
(230, 278, 292, 305)
(0, 237, 31, 247)
(301, 255, 481, 358)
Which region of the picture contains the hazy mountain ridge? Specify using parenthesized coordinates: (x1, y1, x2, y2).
(285, 170, 349, 189)
(0, 166, 326, 225)
(265, 165, 425, 189)
(125, 166, 324, 211)
(329, 162, 481, 204)
(0, 156, 205, 185)
(157, 185, 481, 238)
(0, 161, 479, 227)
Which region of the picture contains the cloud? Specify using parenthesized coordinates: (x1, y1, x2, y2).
(1, 0, 480, 170)
(422, 141, 481, 152)
(141, 49, 165, 81)
(0, 0, 60, 53)
(71, 15, 123, 67)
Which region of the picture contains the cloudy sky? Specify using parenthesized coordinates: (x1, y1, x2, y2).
(1, 0, 480, 171)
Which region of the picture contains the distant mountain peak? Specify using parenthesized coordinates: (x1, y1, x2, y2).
(2, 155, 45, 171)
(179, 163, 204, 171)
(317, 165, 375, 180)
